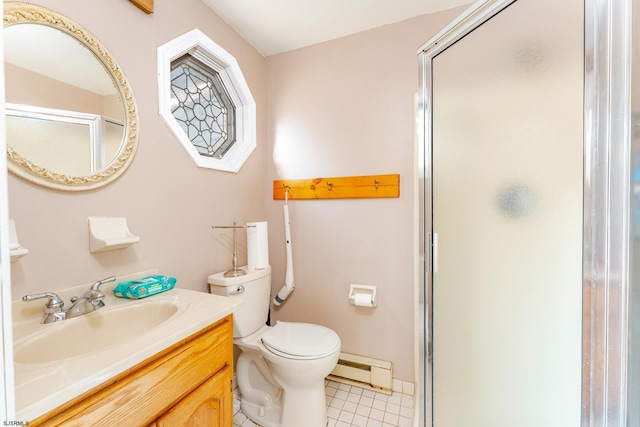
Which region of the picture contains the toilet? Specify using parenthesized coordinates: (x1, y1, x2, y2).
(208, 265, 341, 427)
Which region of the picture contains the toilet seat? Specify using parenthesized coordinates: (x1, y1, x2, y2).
(261, 321, 340, 360)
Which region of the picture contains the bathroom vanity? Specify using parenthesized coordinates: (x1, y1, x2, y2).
(12, 272, 240, 426)
(31, 315, 233, 426)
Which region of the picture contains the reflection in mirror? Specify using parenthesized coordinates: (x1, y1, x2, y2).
(6, 104, 124, 176)
(3, 2, 138, 191)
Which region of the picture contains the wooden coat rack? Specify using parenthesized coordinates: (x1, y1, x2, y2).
(273, 174, 400, 200)
(130, 0, 153, 14)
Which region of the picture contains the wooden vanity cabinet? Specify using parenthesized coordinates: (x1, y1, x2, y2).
(152, 366, 232, 427)
(30, 315, 234, 427)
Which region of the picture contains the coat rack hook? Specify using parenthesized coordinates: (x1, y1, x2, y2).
(374, 179, 380, 190)
(327, 182, 333, 191)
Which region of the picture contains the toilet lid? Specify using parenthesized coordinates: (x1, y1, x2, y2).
(261, 322, 340, 359)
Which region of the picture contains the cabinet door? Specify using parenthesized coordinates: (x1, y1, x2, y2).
(155, 366, 233, 427)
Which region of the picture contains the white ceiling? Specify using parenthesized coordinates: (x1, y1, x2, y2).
(203, 0, 475, 57)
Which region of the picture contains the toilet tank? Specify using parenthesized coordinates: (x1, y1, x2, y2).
(208, 266, 271, 338)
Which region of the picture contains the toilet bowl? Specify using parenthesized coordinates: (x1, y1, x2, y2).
(208, 266, 341, 427)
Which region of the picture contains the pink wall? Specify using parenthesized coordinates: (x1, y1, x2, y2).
(5, 64, 109, 115)
(8, 0, 267, 296)
(7, 0, 464, 384)
(265, 8, 463, 381)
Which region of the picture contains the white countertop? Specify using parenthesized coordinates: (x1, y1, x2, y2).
(12, 270, 240, 421)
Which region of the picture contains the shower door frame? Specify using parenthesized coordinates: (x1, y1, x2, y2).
(417, 0, 632, 425)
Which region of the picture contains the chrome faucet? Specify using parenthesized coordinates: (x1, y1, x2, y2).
(23, 276, 116, 324)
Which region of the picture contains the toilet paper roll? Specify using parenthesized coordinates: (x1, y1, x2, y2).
(353, 293, 373, 307)
(247, 221, 269, 271)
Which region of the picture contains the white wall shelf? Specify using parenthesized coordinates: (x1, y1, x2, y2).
(9, 219, 28, 262)
(88, 216, 139, 253)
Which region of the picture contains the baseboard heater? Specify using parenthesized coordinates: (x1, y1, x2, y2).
(327, 352, 393, 395)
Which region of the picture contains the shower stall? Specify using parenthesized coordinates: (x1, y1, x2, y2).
(417, 0, 639, 425)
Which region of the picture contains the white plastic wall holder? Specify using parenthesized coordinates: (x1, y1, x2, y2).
(349, 284, 377, 307)
(88, 216, 140, 253)
(9, 219, 29, 262)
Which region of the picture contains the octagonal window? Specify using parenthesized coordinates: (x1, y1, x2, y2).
(158, 30, 255, 172)
(170, 55, 236, 158)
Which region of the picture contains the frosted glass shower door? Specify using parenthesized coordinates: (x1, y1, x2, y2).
(431, 0, 583, 425)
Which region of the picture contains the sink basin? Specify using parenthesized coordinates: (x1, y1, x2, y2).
(12, 275, 241, 422)
(14, 301, 178, 364)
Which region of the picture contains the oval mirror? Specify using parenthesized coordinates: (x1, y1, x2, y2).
(3, 2, 138, 191)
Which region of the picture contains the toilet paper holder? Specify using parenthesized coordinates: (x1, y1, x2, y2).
(349, 284, 377, 307)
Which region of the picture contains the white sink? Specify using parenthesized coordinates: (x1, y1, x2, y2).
(12, 271, 241, 422)
(14, 301, 178, 364)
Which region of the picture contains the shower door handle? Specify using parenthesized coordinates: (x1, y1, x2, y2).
(432, 233, 438, 273)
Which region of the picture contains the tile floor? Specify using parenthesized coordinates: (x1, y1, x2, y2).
(233, 380, 415, 427)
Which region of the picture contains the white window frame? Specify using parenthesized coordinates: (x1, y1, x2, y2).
(157, 29, 256, 173)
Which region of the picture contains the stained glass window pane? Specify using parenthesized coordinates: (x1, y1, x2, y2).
(170, 54, 236, 158)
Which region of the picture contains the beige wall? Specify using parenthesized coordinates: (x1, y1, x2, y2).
(8, 0, 267, 296)
(5, 64, 109, 115)
(7, 0, 464, 384)
(265, 8, 463, 381)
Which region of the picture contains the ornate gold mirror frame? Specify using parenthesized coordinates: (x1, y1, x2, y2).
(3, 2, 139, 191)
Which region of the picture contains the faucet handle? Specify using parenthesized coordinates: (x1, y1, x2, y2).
(22, 292, 64, 312)
(86, 276, 114, 308)
(90, 293, 105, 308)
(91, 276, 116, 290)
